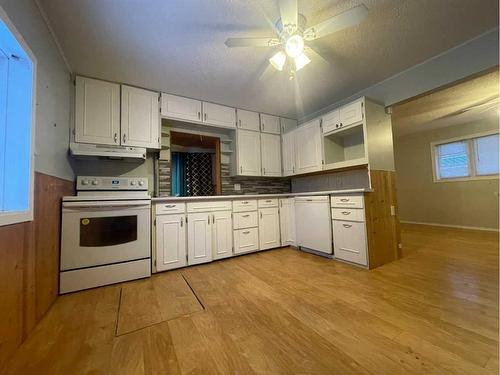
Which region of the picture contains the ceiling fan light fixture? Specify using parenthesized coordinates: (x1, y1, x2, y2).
(294, 52, 311, 71)
(269, 51, 287, 71)
(285, 34, 304, 58)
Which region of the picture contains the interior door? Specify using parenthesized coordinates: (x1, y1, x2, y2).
(156, 214, 186, 271)
(75, 76, 120, 145)
(295, 120, 323, 174)
(261, 133, 282, 176)
(279, 199, 295, 246)
(236, 129, 261, 176)
(121, 85, 160, 149)
(281, 130, 296, 176)
(161, 93, 202, 122)
(187, 213, 212, 265)
(258, 207, 280, 250)
(212, 211, 233, 260)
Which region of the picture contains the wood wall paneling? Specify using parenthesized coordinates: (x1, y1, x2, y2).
(0, 172, 73, 374)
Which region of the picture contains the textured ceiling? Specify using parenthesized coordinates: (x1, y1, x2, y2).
(38, 0, 499, 118)
(392, 70, 499, 137)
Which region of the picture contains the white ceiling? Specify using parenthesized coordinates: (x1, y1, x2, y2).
(38, 0, 499, 119)
(392, 70, 499, 137)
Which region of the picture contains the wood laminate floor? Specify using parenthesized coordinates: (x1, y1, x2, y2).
(2, 224, 499, 374)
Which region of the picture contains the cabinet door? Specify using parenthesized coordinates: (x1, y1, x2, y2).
(282, 130, 296, 176)
(279, 199, 295, 246)
(203, 102, 236, 128)
(236, 129, 261, 176)
(333, 220, 367, 266)
(295, 120, 323, 174)
(237, 109, 260, 131)
(261, 133, 282, 177)
(161, 93, 202, 122)
(321, 109, 340, 134)
(75, 76, 120, 145)
(187, 213, 212, 265)
(212, 211, 233, 260)
(280, 118, 298, 134)
(258, 207, 280, 250)
(260, 114, 280, 134)
(339, 100, 363, 128)
(156, 214, 186, 271)
(121, 85, 160, 149)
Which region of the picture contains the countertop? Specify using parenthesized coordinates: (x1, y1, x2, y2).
(151, 188, 372, 202)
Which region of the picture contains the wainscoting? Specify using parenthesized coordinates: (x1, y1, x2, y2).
(0, 172, 73, 373)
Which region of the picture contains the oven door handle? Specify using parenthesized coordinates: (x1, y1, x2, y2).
(63, 200, 150, 209)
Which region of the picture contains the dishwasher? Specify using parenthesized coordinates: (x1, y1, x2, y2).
(295, 196, 333, 255)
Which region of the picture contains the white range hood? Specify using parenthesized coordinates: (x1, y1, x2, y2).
(69, 142, 146, 161)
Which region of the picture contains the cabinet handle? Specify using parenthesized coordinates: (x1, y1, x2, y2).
(262, 123, 265, 131)
(239, 119, 241, 127)
(292, 166, 295, 173)
(341, 211, 351, 215)
(114, 133, 118, 143)
(263, 168, 266, 175)
(242, 214, 250, 217)
(340, 122, 343, 127)
(265, 200, 272, 203)
(212, 214, 215, 224)
(204, 113, 207, 121)
(123, 134, 127, 143)
(197, 111, 201, 120)
(260, 212, 263, 219)
(340, 198, 350, 202)
(164, 204, 176, 208)
(343, 224, 352, 228)
(180, 217, 183, 227)
(243, 230, 250, 234)
(208, 216, 210, 224)
(242, 201, 249, 204)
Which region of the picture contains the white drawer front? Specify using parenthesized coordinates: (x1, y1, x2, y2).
(232, 199, 258, 212)
(333, 220, 367, 266)
(258, 198, 278, 208)
(187, 201, 232, 213)
(332, 208, 365, 222)
(233, 211, 258, 229)
(156, 202, 186, 215)
(234, 228, 259, 254)
(331, 195, 364, 209)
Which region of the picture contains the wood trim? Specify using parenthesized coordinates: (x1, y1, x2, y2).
(214, 138, 222, 195)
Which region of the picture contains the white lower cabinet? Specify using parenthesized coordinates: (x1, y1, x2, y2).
(187, 212, 212, 265)
(155, 214, 187, 272)
(279, 198, 295, 246)
(332, 220, 367, 266)
(212, 211, 233, 260)
(258, 207, 280, 250)
(234, 227, 259, 254)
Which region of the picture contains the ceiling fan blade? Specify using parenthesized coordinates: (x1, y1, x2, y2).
(304, 5, 368, 40)
(224, 37, 280, 48)
(279, 0, 298, 34)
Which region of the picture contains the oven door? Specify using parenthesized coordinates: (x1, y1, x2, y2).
(61, 200, 151, 271)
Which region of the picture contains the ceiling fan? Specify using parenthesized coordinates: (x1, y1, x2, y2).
(224, 0, 369, 79)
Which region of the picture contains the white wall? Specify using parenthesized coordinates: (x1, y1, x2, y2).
(0, 0, 73, 181)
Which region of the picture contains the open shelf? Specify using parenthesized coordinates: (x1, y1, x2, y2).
(323, 123, 366, 166)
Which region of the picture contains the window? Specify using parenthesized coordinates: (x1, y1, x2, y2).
(0, 8, 35, 226)
(432, 131, 499, 182)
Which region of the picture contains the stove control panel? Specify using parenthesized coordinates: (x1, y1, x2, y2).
(77, 176, 148, 191)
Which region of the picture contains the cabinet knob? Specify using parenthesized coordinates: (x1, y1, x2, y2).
(197, 111, 201, 120)
(204, 113, 207, 121)
(343, 224, 352, 228)
(123, 134, 127, 143)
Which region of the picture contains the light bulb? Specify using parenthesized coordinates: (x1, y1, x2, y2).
(294, 53, 311, 71)
(285, 35, 304, 58)
(269, 51, 287, 71)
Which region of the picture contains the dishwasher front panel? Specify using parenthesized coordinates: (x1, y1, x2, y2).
(295, 196, 332, 255)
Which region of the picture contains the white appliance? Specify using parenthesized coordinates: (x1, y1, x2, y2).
(60, 176, 151, 294)
(295, 196, 332, 255)
(69, 142, 147, 160)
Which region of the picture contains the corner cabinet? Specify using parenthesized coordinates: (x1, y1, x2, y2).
(295, 119, 323, 174)
(155, 214, 187, 272)
(236, 129, 261, 176)
(279, 198, 295, 246)
(121, 85, 160, 149)
(75, 76, 120, 146)
(261, 133, 282, 177)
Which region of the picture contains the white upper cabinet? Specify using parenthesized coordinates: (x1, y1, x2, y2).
(280, 117, 298, 134)
(75, 76, 120, 146)
(339, 99, 363, 128)
(161, 93, 202, 123)
(236, 109, 260, 131)
(295, 119, 323, 174)
(260, 113, 280, 134)
(261, 133, 282, 177)
(236, 129, 261, 176)
(155, 214, 186, 272)
(203, 102, 236, 129)
(211, 210, 233, 260)
(321, 109, 340, 134)
(121, 85, 160, 149)
(281, 130, 296, 176)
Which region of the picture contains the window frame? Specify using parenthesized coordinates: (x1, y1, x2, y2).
(0, 6, 37, 226)
(431, 129, 500, 183)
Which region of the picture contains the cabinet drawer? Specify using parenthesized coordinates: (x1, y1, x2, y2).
(332, 208, 365, 222)
(258, 198, 278, 208)
(234, 228, 259, 254)
(333, 220, 367, 266)
(156, 202, 186, 215)
(233, 211, 258, 229)
(233, 199, 258, 212)
(187, 201, 232, 213)
(331, 195, 364, 209)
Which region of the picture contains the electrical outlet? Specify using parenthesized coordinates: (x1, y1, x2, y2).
(390, 205, 396, 216)
(234, 183, 241, 191)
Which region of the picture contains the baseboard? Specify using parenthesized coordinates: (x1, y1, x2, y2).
(400, 220, 499, 232)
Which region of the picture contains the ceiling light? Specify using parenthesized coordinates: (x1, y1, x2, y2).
(294, 53, 311, 71)
(285, 35, 304, 58)
(269, 51, 287, 71)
